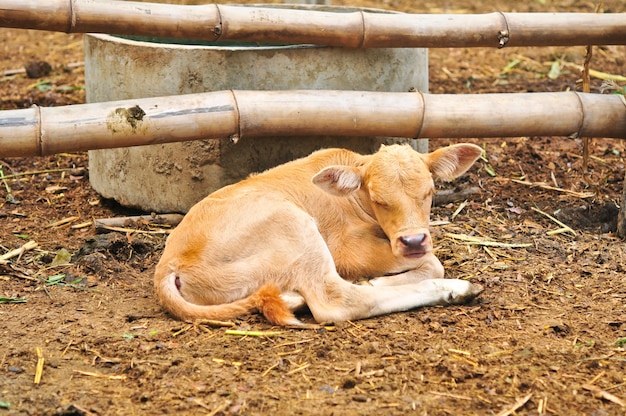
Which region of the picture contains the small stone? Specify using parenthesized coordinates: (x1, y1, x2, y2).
(24, 61, 52, 78)
(352, 394, 368, 403)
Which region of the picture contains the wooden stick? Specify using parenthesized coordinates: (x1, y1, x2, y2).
(582, 384, 626, 407)
(495, 393, 533, 416)
(34, 347, 44, 385)
(95, 225, 172, 235)
(1, 91, 625, 158)
(446, 233, 532, 248)
(560, 61, 626, 82)
(511, 179, 595, 198)
(94, 214, 183, 233)
(428, 391, 473, 401)
(195, 319, 236, 328)
(0, 168, 74, 180)
(64, 404, 98, 416)
(70, 221, 93, 230)
(0, 240, 38, 264)
(530, 207, 577, 236)
(47, 216, 80, 228)
(224, 330, 283, 337)
(72, 370, 126, 380)
(285, 363, 310, 375)
(450, 200, 469, 221)
(434, 187, 480, 205)
(581, 4, 600, 181)
(0, 2, 625, 48)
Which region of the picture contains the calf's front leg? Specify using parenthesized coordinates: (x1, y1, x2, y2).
(294, 240, 482, 323)
(303, 275, 483, 323)
(277, 212, 481, 324)
(365, 252, 445, 287)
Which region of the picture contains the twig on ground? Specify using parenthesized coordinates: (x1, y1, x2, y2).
(445, 233, 531, 248)
(70, 221, 93, 229)
(95, 225, 173, 235)
(212, 358, 242, 366)
(196, 319, 236, 328)
(64, 404, 98, 416)
(285, 363, 310, 375)
(451, 200, 469, 221)
(261, 361, 281, 377)
(511, 179, 595, 198)
(225, 329, 283, 337)
(0, 240, 38, 264)
(47, 216, 80, 228)
(430, 220, 451, 226)
(516, 54, 626, 82)
(273, 338, 315, 349)
(434, 187, 480, 205)
(536, 395, 548, 415)
(559, 61, 626, 82)
(588, 370, 606, 385)
(448, 348, 471, 356)
(73, 370, 126, 380)
(531, 207, 577, 236)
(34, 347, 44, 385)
(205, 400, 231, 416)
(550, 171, 559, 188)
(428, 391, 473, 401)
(2, 61, 85, 77)
(171, 324, 195, 337)
(0, 168, 74, 180)
(582, 384, 625, 407)
(495, 393, 533, 416)
(0, 164, 16, 203)
(94, 214, 184, 233)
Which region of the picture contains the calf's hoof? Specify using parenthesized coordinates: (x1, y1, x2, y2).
(448, 281, 484, 304)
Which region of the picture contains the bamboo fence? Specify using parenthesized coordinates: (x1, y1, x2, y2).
(1, 90, 625, 158)
(1, 1, 625, 48)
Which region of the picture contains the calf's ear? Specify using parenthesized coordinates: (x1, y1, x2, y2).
(312, 166, 362, 196)
(427, 143, 483, 181)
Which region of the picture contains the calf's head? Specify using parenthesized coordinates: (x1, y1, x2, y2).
(312, 143, 483, 258)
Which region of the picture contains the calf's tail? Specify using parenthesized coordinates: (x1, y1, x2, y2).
(155, 269, 301, 326)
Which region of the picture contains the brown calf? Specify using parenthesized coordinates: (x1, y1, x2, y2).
(154, 143, 484, 325)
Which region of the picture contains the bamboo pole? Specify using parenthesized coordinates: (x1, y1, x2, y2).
(1, 90, 625, 158)
(0, 1, 625, 48)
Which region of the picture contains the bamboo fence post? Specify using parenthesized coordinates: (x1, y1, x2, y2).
(0, 1, 625, 47)
(1, 91, 625, 158)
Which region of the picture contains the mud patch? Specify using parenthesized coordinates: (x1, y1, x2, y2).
(106, 105, 146, 133)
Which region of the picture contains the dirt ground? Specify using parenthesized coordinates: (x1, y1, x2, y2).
(1, 0, 625, 415)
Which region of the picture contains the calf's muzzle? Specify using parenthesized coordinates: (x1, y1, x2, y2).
(398, 233, 430, 258)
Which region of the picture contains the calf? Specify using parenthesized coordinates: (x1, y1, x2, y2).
(154, 143, 483, 325)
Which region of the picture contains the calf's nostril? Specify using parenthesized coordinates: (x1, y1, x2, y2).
(399, 234, 427, 249)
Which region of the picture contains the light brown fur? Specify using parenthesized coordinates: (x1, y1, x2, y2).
(154, 143, 484, 325)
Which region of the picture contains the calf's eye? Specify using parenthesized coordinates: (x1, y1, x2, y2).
(372, 199, 390, 209)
